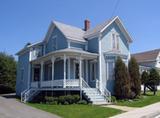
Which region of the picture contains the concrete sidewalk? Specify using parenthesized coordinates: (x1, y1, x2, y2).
(102, 104, 138, 112)
(111, 102, 160, 118)
(0, 94, 60, 118)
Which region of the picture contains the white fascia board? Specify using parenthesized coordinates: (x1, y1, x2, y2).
(100, 16, 132, 43)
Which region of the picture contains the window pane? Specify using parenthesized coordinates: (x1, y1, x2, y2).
(112, 34, 116, 49)
(116, 35, 119, 50)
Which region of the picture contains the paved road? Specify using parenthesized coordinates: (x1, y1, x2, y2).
(111, 102, 160, 118)
(0, 95, 60, 118)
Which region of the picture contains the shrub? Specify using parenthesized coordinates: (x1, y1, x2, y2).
(128, 57, 141, 98)
(114, 57, 131, 99)
(111, 96, 117, 103)
(45, 94, 80, 105)
(141, 71, 149, 95)
(77, 100, 88, 105)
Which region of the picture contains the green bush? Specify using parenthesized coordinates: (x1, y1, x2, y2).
(77, 100, 88, 105)
(114, 57, 131, 99)
(45, 94, 80, 105)
(111, 96, 117, 103)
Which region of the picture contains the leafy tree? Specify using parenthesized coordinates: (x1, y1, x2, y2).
(114, 57, 131, 99)
(148, 68, 160, 95)
(0, 52, 16, 93)
(128, 57, 141, 98)
(141, 71, 149, 95)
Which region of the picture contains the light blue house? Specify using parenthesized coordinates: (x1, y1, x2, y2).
(16, 16, 132, 104)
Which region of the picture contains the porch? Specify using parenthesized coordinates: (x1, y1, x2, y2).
(30, 48, 99, 90)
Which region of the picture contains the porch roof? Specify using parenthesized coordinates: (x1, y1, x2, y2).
(31, 48, 98, 63)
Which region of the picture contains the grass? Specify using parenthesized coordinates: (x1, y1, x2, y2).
(28, 103, 122, 118)
(117, 91, 160, 107)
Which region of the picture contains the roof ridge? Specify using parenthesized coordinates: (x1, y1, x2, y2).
(52, 20, 85, 32)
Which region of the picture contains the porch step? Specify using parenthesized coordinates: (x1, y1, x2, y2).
(83, 88, 109, 105)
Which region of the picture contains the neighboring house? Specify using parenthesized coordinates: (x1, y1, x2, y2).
(132, 49, 160, 90)
(132, 49, 160, 73)
(16, 16, 132, 104)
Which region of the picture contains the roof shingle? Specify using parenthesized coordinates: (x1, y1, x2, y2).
(132, 49, 160, 62)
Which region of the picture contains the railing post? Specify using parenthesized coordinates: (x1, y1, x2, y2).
(63, 54, 66, 88)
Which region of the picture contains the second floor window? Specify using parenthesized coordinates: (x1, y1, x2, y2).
(112, 33, 119, 50)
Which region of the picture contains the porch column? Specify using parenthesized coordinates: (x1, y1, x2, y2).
(79, 57, 82, 100)
(85, 60, 88, 83)
(40, 61, 44, 87)
(63, 54, 66, 88)
(67, 57, 70, 79)
(51, 57, 55, 87)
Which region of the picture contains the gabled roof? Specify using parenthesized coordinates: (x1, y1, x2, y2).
(44, 21, 86, 43)
(84, 16, 132, 43)
(132, 49, 160, 62)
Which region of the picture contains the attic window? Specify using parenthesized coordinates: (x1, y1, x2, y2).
(112, 33, 119, 50)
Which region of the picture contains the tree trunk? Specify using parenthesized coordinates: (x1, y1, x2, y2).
(143, 84, 146, 95)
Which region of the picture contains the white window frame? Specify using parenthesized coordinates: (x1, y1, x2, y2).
(106, 60, 115, 80)
(112, 33, 120, 51)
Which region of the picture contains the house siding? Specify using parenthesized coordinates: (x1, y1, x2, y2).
(45, 27, 68, 54)
(70, 42, 85, 50)
(16, 51, 30, 96)
(100, 22, 130, 94)
(88, 37, 99, 53)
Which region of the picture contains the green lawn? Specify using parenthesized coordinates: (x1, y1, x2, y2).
(117, 91, 160, 107)
(28, 103, 122, 118)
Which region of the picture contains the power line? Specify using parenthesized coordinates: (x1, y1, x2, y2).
(111, 0, 121, 18)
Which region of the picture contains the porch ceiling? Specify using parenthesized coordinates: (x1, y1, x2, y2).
(31, 48, 98, 63)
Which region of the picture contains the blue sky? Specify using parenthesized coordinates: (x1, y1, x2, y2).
(0, 0, 160, 57)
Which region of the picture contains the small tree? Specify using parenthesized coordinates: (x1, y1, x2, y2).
(141, 71, 149, 95)
(114, 57, 131, 99)
(0, 52, 16, 93)
(149, 68, 160, 95)
(128, 57, 141, 98)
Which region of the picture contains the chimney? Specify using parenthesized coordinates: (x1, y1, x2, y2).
(84, 19, 90, 31)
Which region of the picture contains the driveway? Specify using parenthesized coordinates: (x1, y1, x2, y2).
(111, 102, 160, 118)
(0, 94, 60, 118)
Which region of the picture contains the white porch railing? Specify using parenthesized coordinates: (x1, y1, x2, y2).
(31, 79, 81, 88)
(41, 80, 64, 87)
(31, 81, 38, 88)
(66, 79, 79, 87)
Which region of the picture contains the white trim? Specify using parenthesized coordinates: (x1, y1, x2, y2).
(98, 34, 102, 92)
(63, 54, 66, 88)
(101, 16, 132, 43)
(67, 57, 71, 79)
(68, 40, 71, 48)
(79, 57, 82, 90)
(85, 60, 88, 83)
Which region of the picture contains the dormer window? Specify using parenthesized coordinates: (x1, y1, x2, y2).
(112, 33, 119, 50)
